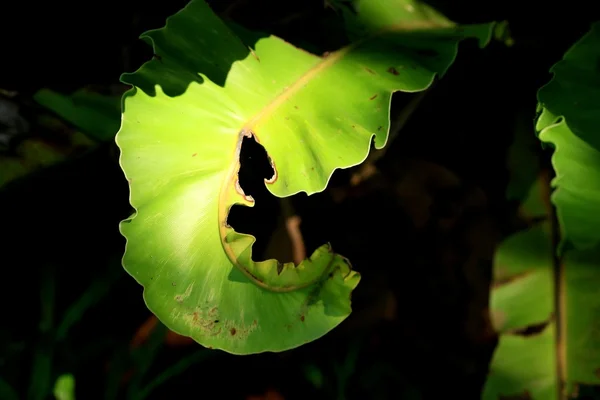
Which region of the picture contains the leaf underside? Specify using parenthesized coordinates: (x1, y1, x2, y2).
(117, 0, 495, 354)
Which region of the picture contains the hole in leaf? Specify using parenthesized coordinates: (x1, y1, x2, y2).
(227, 135, 282, 262)
(227, 135, 333, 264)
(236, 134, 276, 199)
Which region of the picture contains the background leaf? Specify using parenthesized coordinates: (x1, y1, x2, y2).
(484, 22, 600, 399)
(485, 223, 556, 399)
(537, 22, 600, 252)
(34, 89, 121, 143)
(328, 0, 452, 41)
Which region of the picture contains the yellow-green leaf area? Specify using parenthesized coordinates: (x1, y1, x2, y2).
(117, 0, 495, 353)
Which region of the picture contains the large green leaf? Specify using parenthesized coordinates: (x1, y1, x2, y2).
(117, 0, 495, 354)
(484, 23, 600, 399)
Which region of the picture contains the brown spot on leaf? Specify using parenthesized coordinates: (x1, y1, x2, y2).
(364, 67, 376, 74)
(230, 327, 237, 336)
(300, 315, 305, 322)
(323, 51, 331, 57)
(294, 105, 299, 109)
(387, 67, 399, 75)
(378, 126, 382, 131)
(369, 94, 378, 100)
(192, 153, 197, 157)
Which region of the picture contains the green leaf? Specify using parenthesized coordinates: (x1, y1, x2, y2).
(485, 225, 600, 398)
(53, 374, 75, 400)
(490, 224, 554, 334)
(536, 22, 600, 252)
(117, 0, 495, 354)
(485, 23, 600, 399)
(328, 0, 452, 41)
(485, 327, 556, 400)
(34, 89, 121, 142)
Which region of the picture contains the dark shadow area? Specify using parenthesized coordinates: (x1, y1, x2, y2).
(227, 135, 280, 260)
(119, 1, 271, 98)
(574, 384, 600, 400)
